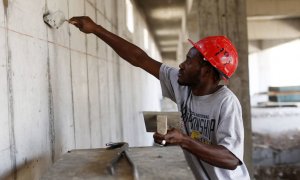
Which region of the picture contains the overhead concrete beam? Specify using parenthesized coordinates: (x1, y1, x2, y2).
(248, 40, 261, 53)
(248, 18, 300, 40)
(161, 52, 177, 61)
(157, 35, 180, 41)
(161, 46, 177, 52)
(159, 40, 178, 46)
(150, 19, 182, 32)
(248, 39, 295, 53)
(155, 28, 180, 36)
(247, 0, 300, 17)
(150, 6, 184, 20)
(261, 39, 296, 50)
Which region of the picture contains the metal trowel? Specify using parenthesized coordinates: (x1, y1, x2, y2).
(43, 10, 68, 29)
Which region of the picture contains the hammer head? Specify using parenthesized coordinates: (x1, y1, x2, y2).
(142, 111, 181, 133)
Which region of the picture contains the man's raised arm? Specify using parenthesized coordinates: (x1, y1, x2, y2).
(69, 16, 162, 79)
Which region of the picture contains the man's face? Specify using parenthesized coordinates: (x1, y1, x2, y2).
(178, 47, 203, 86)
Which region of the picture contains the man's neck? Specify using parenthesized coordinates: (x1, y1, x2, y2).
(191, 84, 222, 96)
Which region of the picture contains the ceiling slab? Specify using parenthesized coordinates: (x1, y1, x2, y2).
(135, 0, 185, 60)
(247, 0, 300, 17)
(248, 18, 300, 40)
(136, 0, 300, 61)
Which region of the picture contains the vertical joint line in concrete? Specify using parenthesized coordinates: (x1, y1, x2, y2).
(106, 47, 111, 142)
(84, 0, 92, 149)
(216, 0, 221, 34)
(45, 0, 55, 163)
(235, 0, 241, 42)
(95, 0, 103, 147)
(67, 0, 77, 149)
(114, 0, 124, 141)
(44, 0, 56, 164)
(224, 0, 229, 36)
(3, 4, 17, 179)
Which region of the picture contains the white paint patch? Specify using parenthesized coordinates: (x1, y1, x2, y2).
(43, 11, 67, 29)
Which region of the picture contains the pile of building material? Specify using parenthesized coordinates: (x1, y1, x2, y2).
(268, 86, 300, 102)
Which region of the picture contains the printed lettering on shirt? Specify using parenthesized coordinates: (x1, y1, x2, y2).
(181, 104, 215, 144)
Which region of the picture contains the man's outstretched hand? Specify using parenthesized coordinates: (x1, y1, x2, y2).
(69, 16, 98, 34)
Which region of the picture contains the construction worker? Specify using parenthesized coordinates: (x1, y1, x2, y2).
(69, 16, 250, 180)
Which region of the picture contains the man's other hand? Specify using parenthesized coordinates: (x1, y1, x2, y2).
(69, 16, 97, 34)
(153, 132, 165, 145)
(164, 128, 185, 145)
(153, 128, 185, 146)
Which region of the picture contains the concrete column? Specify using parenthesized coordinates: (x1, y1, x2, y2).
(179, 0, 200, 64)
(186, 0, 253, 176)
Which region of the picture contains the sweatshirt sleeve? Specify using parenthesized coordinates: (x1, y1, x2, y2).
(159, 64, 180, 102)
(216, 95, 245, 163)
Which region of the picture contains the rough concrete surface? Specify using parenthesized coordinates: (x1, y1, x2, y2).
(42, 146, 195, 180)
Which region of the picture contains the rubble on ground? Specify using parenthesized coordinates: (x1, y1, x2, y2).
(253, 130, 300, 180)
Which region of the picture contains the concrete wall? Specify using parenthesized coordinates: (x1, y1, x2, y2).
(0, 0, 162, 179)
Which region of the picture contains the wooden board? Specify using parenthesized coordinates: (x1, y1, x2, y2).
(42, 146, 195, 180)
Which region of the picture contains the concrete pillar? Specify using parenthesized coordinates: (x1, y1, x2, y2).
(186, 0, 253, 177)
(178, 0, 200, 64)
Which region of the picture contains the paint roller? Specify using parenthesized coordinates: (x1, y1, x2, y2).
(43, 10, 69, 29)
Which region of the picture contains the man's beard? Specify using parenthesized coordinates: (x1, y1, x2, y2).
(178, 77, 200, 87)
(177, 79, 190, 86)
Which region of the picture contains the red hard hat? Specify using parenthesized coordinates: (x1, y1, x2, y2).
(188, 36, 238, 79)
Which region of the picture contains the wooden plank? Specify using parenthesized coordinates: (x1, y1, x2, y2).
(268, 86, 300, 102)
(269, 86, 300, 92)
(157, 115, 168, 135)
(127, 146, 195, 180)
(42, 146, 195, 180)
(269, 94, 300, 102)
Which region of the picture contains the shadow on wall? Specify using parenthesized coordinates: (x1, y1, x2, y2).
(0, 156, 48, 180)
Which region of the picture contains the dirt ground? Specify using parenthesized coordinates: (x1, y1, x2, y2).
(254, 164, 300, 180)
